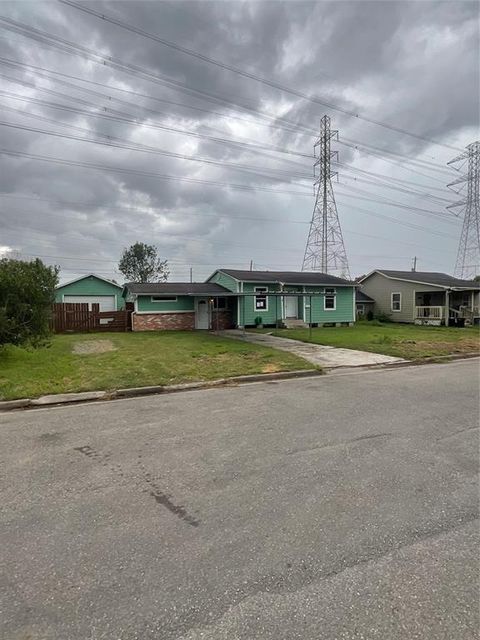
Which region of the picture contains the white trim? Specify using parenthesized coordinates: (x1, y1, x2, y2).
(284, 295, 299, 319)
(135, 310, 195, 315)
(352, 288, 356, 320)
(195, 298, 210, 329)
(56, 273, 122, 290)
(391, 292, 402, 312)
(151, 295, 177, 302)
(324, 287, 336, 311)
(254, 286, 269, 312)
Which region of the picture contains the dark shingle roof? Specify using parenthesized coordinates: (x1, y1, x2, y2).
(124, 282, 231, 295)
(218, 269, 354, 285)
(356, 290, 374, 303)
(376, 270, 480, 289)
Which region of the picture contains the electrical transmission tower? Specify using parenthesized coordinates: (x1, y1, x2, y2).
(447, 141, 480, 280)
(302, 115, 350, 277)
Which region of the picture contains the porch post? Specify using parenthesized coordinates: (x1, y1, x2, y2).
(242, 296, 245, 337)
(445, 289, 449, 326)
(275, 295, 278, 329)
(309, 295, 312, 340)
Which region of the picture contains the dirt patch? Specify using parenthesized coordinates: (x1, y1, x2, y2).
(72, 340, 117, 355)
(261, 363, 282, 373)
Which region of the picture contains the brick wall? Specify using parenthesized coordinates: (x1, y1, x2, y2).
(211, 309, 234, 330)
(132, 312, 195, 331)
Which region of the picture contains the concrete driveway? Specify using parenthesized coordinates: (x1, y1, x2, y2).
(219, 329, 405, 368)
(1, 359, 478, 640)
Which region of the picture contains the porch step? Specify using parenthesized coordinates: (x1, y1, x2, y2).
(282, 319, 307, 329)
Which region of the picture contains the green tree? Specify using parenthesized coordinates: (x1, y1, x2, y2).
(118, 242, 169, 282)
(0, 258, 59, 347)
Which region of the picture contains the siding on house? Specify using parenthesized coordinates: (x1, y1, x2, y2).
(208, 271, 238, 292)
(360, 272, 444, 322)
(136, 295, 195, 312)
(237, 283, 355, 326)
(305, 285, 355, 323)
(55, 275, 124, 310)
(238, 282, 282, 325)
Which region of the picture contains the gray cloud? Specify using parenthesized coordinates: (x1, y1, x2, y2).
(0, 0, 478, 282)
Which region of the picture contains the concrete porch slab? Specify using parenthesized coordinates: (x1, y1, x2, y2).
(218, 330, 406, 368)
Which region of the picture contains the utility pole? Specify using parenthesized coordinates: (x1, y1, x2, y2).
(189, 267, 193, 283)
(249, 259, 253, 271)
(411, 256, 417, 272)
(302, 115, 350, 278)
(447, 141, 480, 279)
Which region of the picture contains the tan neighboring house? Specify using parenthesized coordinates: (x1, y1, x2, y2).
(358, 270, 480, 326)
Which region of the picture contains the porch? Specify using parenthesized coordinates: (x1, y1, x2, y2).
(414, 290, 480, 326)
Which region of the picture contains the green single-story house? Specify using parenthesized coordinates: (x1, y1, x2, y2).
(122, 269, 357, 331)
(55, 274, 125, 311)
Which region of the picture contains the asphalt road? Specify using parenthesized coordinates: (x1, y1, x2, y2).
(1, 359, 479, 640)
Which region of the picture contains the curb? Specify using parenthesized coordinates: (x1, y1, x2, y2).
(0, 369, 321, 412)
(323, 352, 480, 375)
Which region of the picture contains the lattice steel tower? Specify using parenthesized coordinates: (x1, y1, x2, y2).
(447, 141, 480, 279)
(302, 115, 350, 277)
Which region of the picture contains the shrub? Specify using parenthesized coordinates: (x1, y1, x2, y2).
(0, 258, 58, 347)
(366, 309, 374, 321)
(374, 312, 392, 323)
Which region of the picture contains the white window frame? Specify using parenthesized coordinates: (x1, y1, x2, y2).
(324, 287, 336, 311)
(254, 287, 268, 312)
(151, 295, 177, 302)
(357, 303, 365, 316)
(391, 292, 402, 312)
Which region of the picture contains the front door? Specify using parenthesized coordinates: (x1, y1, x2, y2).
(195, 299, 210, 329)
(285, 296, 298, 318)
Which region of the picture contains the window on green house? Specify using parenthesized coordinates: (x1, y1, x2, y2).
(254, 287, 268, 311)
(324, 288, 336, 310)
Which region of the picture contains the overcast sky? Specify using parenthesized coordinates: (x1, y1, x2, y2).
(0, 0, 478, 283)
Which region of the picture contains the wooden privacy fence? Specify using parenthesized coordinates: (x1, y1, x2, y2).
(51, 303, 131, 333)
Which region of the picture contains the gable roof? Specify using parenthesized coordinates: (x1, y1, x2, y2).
(214, 269, 354, 286)
(123, 282, 231, 296)
(359, 270, 480, 290)
(356, 290, 375, 303)
(56, 273, 123, 290)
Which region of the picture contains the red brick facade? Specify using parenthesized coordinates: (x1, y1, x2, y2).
(132, 312, 195, 331)
(132, 310, 235, 331)
(211, 309, 234, 330)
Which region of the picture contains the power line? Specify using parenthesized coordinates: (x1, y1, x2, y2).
(58, 0, 463, 152)
(0, 147, 310, 197)
(0, 55, 456, 178)
(0, 149, 457, 238)
(0, 193, 457, 253)
(1, 104, 458, 212)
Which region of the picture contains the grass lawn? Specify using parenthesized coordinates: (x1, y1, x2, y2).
(261, 321, 480, 360)
(0, 331, 312, 401)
